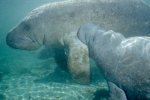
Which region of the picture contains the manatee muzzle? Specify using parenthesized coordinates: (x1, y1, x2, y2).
(6, 32, 41, 50)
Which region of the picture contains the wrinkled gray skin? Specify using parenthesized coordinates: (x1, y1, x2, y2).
(6, 0, 150, 49)
(77, 23, 150, 100)
(6, 0, 150, 84)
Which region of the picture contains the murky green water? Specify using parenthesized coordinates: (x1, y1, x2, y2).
(0, 0, 107, 99)
(0, 0, 63, 74)
(0, 0, 150, 100)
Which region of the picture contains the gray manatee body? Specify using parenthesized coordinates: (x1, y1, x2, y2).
(6, 0, 150, 84)
(77, 23, 150, 100)
(6, 0, 150, 49)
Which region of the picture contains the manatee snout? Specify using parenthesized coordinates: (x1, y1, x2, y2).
(6, 31, 41, 50)
(6, 32, 18, 49)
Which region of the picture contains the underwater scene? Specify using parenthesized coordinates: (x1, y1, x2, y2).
(0, 0, 150, 100)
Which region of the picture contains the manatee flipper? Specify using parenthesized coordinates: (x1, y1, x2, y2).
(108, 82, 127, 100)
(62, 32, 90, 84)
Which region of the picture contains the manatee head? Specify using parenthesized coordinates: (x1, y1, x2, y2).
(77, 23, 100, 45)
(6, 12, 45, 50)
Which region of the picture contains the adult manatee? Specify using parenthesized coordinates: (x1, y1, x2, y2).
(77, 23, 150, 100)
(6, 0, 150, 84)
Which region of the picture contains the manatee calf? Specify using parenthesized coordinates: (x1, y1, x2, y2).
(6, 0, 150, 84)
(77, 23, 150, 100)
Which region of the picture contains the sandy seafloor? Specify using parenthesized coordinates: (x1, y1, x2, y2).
(2, 0, 150, 99)
(0, 56, 108, 100)
(0, 0, 109, 99)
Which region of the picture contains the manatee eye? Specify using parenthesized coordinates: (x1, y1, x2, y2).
(23, 23, 31, 31)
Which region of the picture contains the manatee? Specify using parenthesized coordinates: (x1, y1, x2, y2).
(6, 0, 150, 84)
(77, 23, 150, 100)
